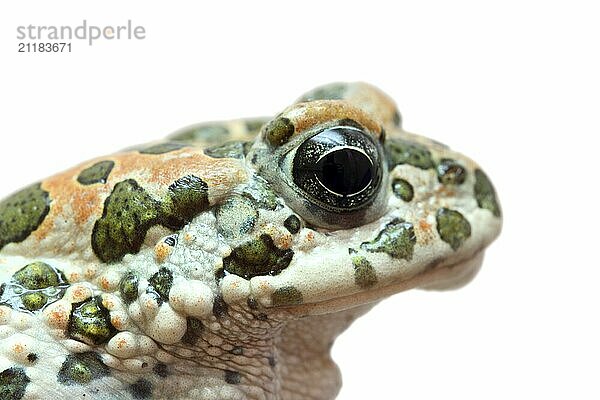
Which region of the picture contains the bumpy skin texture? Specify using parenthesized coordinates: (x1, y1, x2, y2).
(0, 83, 501, 400)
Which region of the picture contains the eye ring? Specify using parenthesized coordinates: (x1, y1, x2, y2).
(289, 124, 384, 216)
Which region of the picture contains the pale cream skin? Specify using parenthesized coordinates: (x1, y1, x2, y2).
(0, 83, 501, 399)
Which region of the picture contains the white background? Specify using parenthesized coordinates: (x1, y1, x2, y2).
(1, 1, 598, 399)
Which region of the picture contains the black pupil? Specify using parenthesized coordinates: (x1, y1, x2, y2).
(315, 148, 373, 196)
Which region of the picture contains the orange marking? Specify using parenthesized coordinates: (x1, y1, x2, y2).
(100, 276, 111, 291)
(31, 147, 245, 248)
(112, 316, 124, 330)
(419, 219, 431, 231)
(71, 286, 88, 301)
(288, 100, 382, 139)
(154, 243, 170, 263)
(68, 273, 80, 283)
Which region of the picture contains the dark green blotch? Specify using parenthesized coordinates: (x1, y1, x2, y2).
(170, 124, 230, 145)
(164, 175, 209, 227)
(153, 362, 169, 378)
(231, 346, 244, 355)
(474, 169, 501, 217)
(349, 250, 377, 289)
(393, 110, 402, 127)
(241, 177, 279, 210)
(77, 160, 115, 185)
(271, 286, 303, 307)
(204, 140, 251, 159)
(283, 215, 301, 234)
(181, 317, 205, 345)
(147, 268, 173, 303)
(386, 138, 435, 170)
(21, 291, 48, 311)
(223, 234, 294, 279)
(360, 218, 416, 260)
(224, 370, 241, 385)
(264, 117, 295, 147)
(13, 261, 65, 290)
(0, 367, 30, 399)
(68, 296, 116, 345)
(27, 353, 38, 363)
(436, 208, 471, 251)
(392, 178, 414, 202)
(3, 262, 68, 313)
(216, 195, 258, 239)
(256, 312, 268, 321)
(0, 183, 51, 251)
(129, 379, 152, 399)
(57, 352, 109, 385)
(119, 271, 139, 304)
(298, 83, 347, 102)
(92, 179, 161, 263)
(139, 142, 186, 155)
(212, 294, 228, 318)
(437, 159, 467, 185)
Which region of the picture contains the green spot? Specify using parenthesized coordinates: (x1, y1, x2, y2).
(153, 362, 169, 378)
(92, 176, 210, 263)
(13, 261, 65, 290)
(264, 117, 295, 147)
(436, 208, 471, 250)
(204, 141, 252, 159)
(119, 271, 139, 304)
(392, 178, 414, 202)
(92, 179, 161, 263)
(241, 177, 279, 210)
(393, 110, 402, 127)
(386, 138, 435, 170)
(437, 159, 467, 185)
(68, 296, 116, 345)
(474, 169, 501, 217)
(129, 379, 152, 399)
(223, 234, 294, 279)
(360, 218, 416, 260)
(147, 268, 173, 303)
(283, 215, 301, 234)
(298, 83, 348, 102)
(271, 286, 303, 307)
(349, 250, 377, 289)
(215, 195, 258, 239)
(0, 183, 51, 250)
(21, 291, 48, 311)
(170, 124, 230, 145)
(181, 317, 204, 345)
(2, 262, 68, 313)
(0, 367, 30, 399)
(77, 160, 115, 185)
(163, 175, 209, 227)
(224, 370, 241, 384)
(58, 352, 109, 385)
(139, 142, 186, 155)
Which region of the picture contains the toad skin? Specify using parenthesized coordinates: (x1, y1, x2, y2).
(0, 83, 501, 400)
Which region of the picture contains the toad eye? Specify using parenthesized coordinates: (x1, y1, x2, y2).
(281, 125, 386, 229)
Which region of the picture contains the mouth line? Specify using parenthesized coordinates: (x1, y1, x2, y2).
(280, 248, 486, 316)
